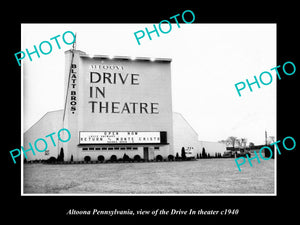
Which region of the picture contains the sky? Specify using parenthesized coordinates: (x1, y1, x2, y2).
(22, 23, 276, 145)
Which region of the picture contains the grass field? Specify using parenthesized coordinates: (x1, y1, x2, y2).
(23, 158, 275, 194)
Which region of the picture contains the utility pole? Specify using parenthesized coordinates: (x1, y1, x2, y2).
(265, 130, 268, 145)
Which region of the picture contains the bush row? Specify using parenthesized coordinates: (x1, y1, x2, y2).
(24, 154, 198, 164)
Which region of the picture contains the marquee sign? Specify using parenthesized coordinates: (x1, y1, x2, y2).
(79, 131, 166, 144)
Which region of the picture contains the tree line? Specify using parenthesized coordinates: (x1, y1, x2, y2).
(218, 135, 275, 149)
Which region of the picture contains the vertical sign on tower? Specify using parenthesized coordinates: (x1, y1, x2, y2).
(69, 33, 77, 115)
(70, 63, 77, 114)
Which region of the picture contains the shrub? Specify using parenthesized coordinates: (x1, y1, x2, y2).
(110, 155, 117, 162)
(156, 155, 163, 161)
(133, 155, 141, 162)
(47, 156, 57, 163)
(168, 155, 174, 161)
(97, 155, 105, 162)
(123, 153, 131, 162)
(84, 156, 91, 162)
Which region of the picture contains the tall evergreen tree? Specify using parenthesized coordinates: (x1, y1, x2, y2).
(181, 147, 186, 159)
(202, 148, 207, 158)
(59, 148, 64, 162)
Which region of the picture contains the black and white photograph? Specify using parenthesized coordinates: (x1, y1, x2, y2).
(22, 23, 276, 195)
